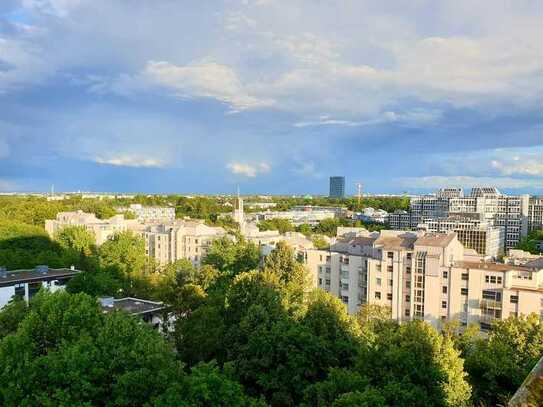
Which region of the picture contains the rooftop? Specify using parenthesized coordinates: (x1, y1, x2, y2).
(415, 233, 457, 248)
(454, 261, 532, 272)
(99, 297, 166, 315)
(0, 267, 80, 287)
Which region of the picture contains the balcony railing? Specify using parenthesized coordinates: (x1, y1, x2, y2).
(479, 299, 502, 310)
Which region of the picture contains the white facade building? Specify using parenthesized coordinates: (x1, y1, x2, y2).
(0, 266, 79, 309)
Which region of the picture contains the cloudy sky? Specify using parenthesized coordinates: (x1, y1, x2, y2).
(1, 0, 543, 195)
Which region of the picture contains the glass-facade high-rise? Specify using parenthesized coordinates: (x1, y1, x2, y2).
(329, 176, 345, 198)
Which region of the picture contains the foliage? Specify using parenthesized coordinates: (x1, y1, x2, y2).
(258, 218, 295, 234)
(0, 220, 67, 269)
(202, 237, 259, 276)
(311, 234, 329, 249)
(517, 230, 543, 254)
(0, 291, 182, 405)
(0, 296, 28, 339)
(99, 231, 147, 276)
(463, 314, 543, 406)
(357, 320, 471, 407)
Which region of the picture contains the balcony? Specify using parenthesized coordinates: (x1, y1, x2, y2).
(479, 299, 502, 310)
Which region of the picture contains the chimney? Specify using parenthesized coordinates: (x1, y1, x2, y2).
(0, 267, 7, 278)
(99, 297, 115, 308)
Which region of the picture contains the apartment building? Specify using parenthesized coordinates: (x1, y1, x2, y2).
(389, 210, 411, 230)
(303, 229, 543, 331)
(528, 197, 543, 232)
(0, 266, 79, 308)
(417, 216, 504, 258)
(124, 204, 176, 222)
(45, 210, 137, 245)
(140, 220, 226, 267)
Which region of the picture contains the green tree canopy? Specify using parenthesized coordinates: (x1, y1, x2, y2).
(99, 231, 147, 276)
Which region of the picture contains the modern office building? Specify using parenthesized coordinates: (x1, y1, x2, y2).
(329, 176, 346, 198)
(303, 229, 543, 331)
(0, 266, 80, 308)
(389, 187, 531, 253)
(417, 216, 504, 258)
(528, 197, 543, 232)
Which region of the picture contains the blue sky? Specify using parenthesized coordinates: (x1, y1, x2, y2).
(1, 0, 543, 195)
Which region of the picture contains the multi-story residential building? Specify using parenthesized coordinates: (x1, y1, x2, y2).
(329, 176, 345, 198)
(248, 208, 342, 226)
(139, 220, 226, 267)
(45, 211, 137, 245)
(0, 266, 79, 308)
(528, 197, 543, 232)
(417, 216, 504, 258)
(123, 204, 176, 222)
(303, 229, 543, 331)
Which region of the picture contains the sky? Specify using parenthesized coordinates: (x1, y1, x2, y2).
(1, 0, 543, 195)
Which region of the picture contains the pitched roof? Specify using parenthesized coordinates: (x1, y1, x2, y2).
(415, 233, 457, 248)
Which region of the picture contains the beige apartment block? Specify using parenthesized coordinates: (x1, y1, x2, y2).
(303, 229, 543, 332)
(45, 210, 137, 245)
(140, 220, 227, 267)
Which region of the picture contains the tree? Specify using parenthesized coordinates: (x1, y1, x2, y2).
(0, 291, 185, 406)
(296, 223, 313, 237)
(302, 368, 370, 406)
(0, 296, 28, 339)
(54, 225, 98, 269)
(302, 290, 361, 367)
(331, 389, 387, 407)
(154, 361, 266, 407)
(311, 234, 329, 250)
(99, 231, 147, 276)
(464, 314, 543, 406)
(258, 218, 295, 234)
(356, 320, 471, 407)
(202, 237, 259, 276)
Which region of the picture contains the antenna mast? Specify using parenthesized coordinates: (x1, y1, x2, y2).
(355, 182, 363, 206)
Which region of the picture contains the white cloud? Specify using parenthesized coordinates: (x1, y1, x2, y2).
(227, 161, 271, 177)
(491, 157, 543, 177)
(397, 175, 543, 190)
(94, 155, 166, 168)
(144, 61, 274, 111)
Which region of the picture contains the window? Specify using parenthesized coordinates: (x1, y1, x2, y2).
(442, 271, 448, 279)
(388, 279, 393, 287)
(387, 265, 393, 273)
(318, 278, 322, 286)
(482, 290, 502, 302)
(14, 284, 25, 298)
(405, 309, 410, 317)
(497, 276, 502, 284)
(388, 251, 394, 259)
(341, 296, 349, 304)
(376, 264, 381, 272)
(405, 295, 410, 302)
(406, 281, 411, 289)
(442, 286, 448, 294)
(375, 291, 381, 300)
(407, 253, 412, 261)
(376, 278, 382, 286)
(510, 295, 519, 304)
(325, 279, 331, 285)
(387, 293, 393, 301)
(406, 266, 412, 274)
(341, 283, 349, 290)
(461, 273, 469, 281)
(461, 288, 468, 296)
(442, 301, 447, 309)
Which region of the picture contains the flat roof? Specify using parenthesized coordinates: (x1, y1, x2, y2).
(100, 297, 165, 315)
(454, 261, 531, 272)
(0, 268, 80, 287)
